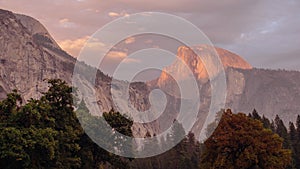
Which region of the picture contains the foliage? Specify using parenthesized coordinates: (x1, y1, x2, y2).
(0, 79, 131, 169)
(0, 79, 82, 168)
(130, 122, 202, 169)
(76, 101, 130, 169)
(200, 109, 292, 169)
(0, 79, 298, 169)
(249, 110, 300, 169)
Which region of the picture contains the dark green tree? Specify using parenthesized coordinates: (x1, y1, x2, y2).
(0, 79, 134, 169)
(103, 109, 133, 137)
(249, 109, 261, 121)
(0, 89, 22, 123)
(296, 115, 300, 162)
(289, 122, 299, 168)
(103, 109, 133, 157)
(76, 101, 130, 169)
(296, 115, 300, 139)
(42, 79, 83, 168)
(275, 115, 290, 149)
(261, 115, 272, 129)
(0, 89, 58, 168)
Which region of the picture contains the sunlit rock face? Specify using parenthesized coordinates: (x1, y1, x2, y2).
(158, 45, 252, 87)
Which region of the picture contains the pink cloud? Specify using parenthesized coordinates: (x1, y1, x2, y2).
(57, 36, 89, 57)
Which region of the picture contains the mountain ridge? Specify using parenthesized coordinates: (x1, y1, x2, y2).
(1, 8, 300, 139)
(0, 8, 159, 137)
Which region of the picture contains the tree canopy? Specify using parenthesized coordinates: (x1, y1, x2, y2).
(0, 79, 297, 169)
(200, 109, 292, 169)
(0, 79, 131, 169)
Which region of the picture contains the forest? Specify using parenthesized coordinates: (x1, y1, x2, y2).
(0, 79, 298, 169)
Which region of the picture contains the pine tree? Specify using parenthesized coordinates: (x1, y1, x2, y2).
(289, 122, 299, 168)
(295, 115, 300, 168)
(275, 115, 290, 148)
(250, 109, 262, 121)
(261, 115, 272, 129)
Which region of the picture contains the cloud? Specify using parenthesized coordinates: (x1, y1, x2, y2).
(123, 58, 141, 63)
(108, 12, 120, 17)
(59, 18, 69, 24)
(57, 36, 90, 57)
(105, 50, 140, 63)
(58, 18, 76, 28)
(108, 11, 129, 17)
(106, 51, 127, 59)
(85, 37, 107, 49)
(124, 37, 135, 44)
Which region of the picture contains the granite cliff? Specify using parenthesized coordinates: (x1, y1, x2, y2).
(0, 9, 157, 137)
(1, 9, 300, 140)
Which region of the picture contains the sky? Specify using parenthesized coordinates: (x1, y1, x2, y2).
(1, 0, 300, 72)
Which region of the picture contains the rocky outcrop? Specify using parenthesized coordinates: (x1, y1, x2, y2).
(158, 45, 251, 85)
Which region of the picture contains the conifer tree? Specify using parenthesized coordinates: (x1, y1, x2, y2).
(275, 115, 290, 148)
(289, 122, 299, 168)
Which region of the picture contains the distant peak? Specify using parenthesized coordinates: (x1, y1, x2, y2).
(177, 44, 252, 71)
(158, 45, 252, 86)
